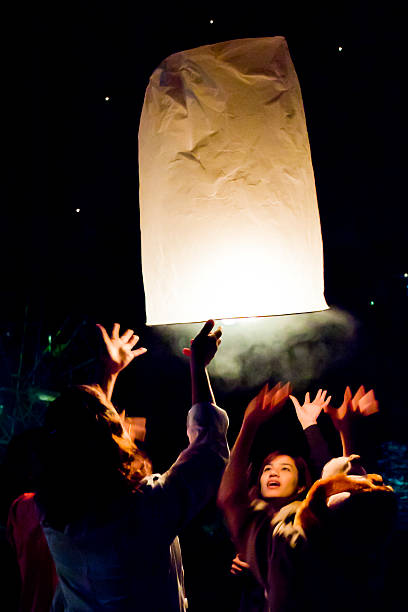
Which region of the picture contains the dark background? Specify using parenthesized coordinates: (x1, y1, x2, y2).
(1, 2, 407, 609)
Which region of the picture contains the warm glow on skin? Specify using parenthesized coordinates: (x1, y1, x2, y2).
(259, 454, 299, 499)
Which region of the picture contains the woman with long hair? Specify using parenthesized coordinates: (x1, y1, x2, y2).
(36, 319, 229, 611)
(218, 383, 396, 612)
(226, 386, 331, 612)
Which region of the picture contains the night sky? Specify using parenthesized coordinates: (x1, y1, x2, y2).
(3, 1, 407, 429)
(4, 2, 406, 315)
(0, 2, 408, 414)
(1, 3, 407, 608)
(1, 5, 407, 444)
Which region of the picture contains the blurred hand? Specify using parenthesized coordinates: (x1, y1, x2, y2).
(324, 386, 354, 433)
(324, 385, 378, 431)
(119, 412, 147, 443)
(357, 389, 379, 416)
(324, 385, 379, 432)
(182, 319, 222, 366)
(243, 381, 291, 430)
(96, 323, 147, 375)
(289, 389, 331, 429)
(230, 554, 250, 575)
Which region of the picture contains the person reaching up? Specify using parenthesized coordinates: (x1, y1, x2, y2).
(36, 319, 229, 612)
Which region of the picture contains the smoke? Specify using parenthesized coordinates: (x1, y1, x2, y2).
(150, 308, 357, 392)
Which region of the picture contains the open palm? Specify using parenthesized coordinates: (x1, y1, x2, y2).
(290, 389, 331, 429)
(97, 323, 147, 374)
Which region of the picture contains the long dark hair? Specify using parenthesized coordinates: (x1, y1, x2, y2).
(36, 385, 151, 529)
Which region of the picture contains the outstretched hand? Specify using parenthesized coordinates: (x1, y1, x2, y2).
(324, 385, 379, 433)
(96, 323, 147, 375)
(289, 389, 331, 429)
(243, 382, 291, 431)
(182, 319, 222, 366)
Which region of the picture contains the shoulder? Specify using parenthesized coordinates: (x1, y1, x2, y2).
(187, 402, 228, 430)
(9, 492, 38, 520)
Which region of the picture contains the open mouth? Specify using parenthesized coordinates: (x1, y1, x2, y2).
(267, 481, 280, 488)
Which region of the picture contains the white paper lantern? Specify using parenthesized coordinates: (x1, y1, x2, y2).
(139, 37, 328, 325)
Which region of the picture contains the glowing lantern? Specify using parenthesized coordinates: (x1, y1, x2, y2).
(139, 37, 328, 325)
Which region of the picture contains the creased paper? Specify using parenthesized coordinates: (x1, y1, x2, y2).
(139, 37, 328, 324)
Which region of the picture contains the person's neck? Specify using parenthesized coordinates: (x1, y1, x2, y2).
(267, 493, 301, 515)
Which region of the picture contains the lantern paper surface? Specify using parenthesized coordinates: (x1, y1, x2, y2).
(139, 37, 328, 325)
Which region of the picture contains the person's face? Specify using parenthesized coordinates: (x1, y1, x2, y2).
(259, 454, 300, 499)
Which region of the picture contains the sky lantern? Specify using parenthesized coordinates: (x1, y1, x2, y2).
(139, 37, 328, 325)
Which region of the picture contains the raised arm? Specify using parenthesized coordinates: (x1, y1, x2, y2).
(182, 319, 222, 406)
(217, 382, 290, 551)
(96, 323, 147, 402)
(145, 320, 229, 539)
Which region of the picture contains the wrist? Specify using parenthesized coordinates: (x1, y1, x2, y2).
(300, 419, 317, 430)
(190, 354, 210, 369)
(101, 369, 119, 381)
